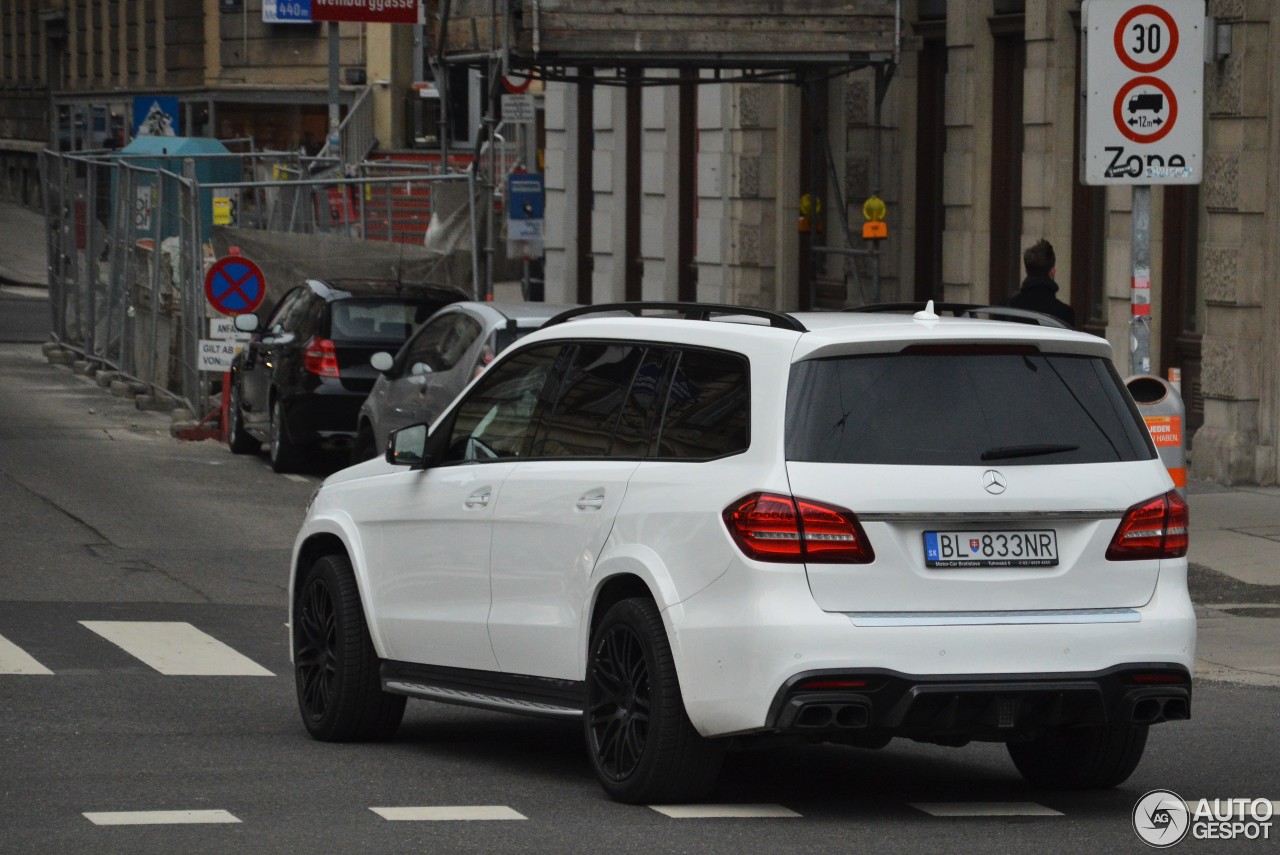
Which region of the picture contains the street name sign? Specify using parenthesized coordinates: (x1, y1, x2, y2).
(310, 0, 422, 24)
(1082, 0, 1204, 185)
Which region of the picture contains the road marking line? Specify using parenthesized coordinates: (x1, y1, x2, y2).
(649, 804, 801, 819)
(0, 633, 53, 675)
(83, 810, 241, 825)
(370, 806, 527, 821)
(910, 802, 1063, 817)
(283, 474, 309, 483)
(79, 621, 275, 676)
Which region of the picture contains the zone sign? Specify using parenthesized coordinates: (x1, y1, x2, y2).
(1082, 0, 1204, 185)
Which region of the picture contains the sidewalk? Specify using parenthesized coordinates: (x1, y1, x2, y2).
(1185, 479, 1280, 687)
(0, 201, 49, 288)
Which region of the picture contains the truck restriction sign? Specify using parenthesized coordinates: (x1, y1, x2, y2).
(1082, 0, 1203, 185)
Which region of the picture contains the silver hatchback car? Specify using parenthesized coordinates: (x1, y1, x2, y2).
(352, 301, 578, 462)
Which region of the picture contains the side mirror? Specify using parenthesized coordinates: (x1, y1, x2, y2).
(234, 314, 260, 333)
(370, 351, 394, 373)
(387, 423, 430, 469)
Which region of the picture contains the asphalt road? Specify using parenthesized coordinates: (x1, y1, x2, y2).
(1, 290, 1277, 853)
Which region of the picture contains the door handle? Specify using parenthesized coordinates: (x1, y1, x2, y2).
(464, 489, 491, 508)
(575, 492, 606, 511)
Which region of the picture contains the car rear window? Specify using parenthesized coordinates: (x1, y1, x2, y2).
(785, 350, 1155, 466)
(330, 300, 430, 345)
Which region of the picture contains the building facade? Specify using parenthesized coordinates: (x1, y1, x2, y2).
(537, 0, 1280, 486)
(2, 1, 1278, 485)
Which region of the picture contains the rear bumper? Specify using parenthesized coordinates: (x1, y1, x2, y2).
(666, 558, 1196, 738)
(766, 664, 1191, 742)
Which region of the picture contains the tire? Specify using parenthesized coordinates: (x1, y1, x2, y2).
(293, 553, 405, 741)
(584, 598, 724, 804)
(1007, 723, 1149, 789)
(350, 423, 377, 466)
(227, 380, 261, 455)
(269, 396, 303, 473)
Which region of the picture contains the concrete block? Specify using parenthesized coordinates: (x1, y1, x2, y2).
(110, 379, 146, 398)
(46, 348, 76, 365)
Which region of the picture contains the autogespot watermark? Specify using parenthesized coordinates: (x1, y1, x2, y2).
(1132, 790, 1275, 847)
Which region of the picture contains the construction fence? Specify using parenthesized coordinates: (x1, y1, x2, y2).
(42, 148, 480, 420)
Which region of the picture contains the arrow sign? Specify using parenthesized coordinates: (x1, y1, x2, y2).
(204, 255, 267, 316)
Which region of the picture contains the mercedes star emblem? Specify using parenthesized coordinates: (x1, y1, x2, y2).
(982, 469, 1007, 495)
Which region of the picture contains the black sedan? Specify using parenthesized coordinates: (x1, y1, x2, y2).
(227, 278, 466, 472)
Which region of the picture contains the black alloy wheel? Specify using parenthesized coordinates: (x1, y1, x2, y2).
(588, 617, 651, 782)
(227, 380, 260, 454)
(295, 570, 338, 726)
(293, 554, 405, 741)
(269, 397, 302, 473)
(585, 598, 723, 804)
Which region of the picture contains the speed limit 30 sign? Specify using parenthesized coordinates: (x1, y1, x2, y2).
(1083, 1, 1204, 185)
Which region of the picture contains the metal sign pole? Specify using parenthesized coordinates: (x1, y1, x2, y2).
(328, 24, 341, 155)
(1130, 184, 1152, 375)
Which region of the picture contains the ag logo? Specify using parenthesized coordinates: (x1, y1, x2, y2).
(1133, 789, 1190, 847)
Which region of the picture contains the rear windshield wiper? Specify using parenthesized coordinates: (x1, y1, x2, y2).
(980, 443, 1080, 461)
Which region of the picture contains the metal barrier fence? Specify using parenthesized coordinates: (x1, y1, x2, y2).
(42, 148, 478, 421)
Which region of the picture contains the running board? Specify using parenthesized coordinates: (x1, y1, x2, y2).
(381, 660, 585, 720)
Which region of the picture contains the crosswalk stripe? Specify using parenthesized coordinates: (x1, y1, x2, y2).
(910, 802, 1063, 817)
(0, 633, 53, 675)
(649, 804, 801, 819)
(79, 621, 274, 676)
(370, 806, 527, 821)
(83, 810, 241, 826)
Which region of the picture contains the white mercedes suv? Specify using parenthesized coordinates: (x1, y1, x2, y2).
(289, 301, 1195, 804)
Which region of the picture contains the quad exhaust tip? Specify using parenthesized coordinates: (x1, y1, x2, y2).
(1131, 696, 1190, 724)
(792, 701, 870, 730)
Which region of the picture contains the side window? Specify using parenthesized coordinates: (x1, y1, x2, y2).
(440, 344, 561, 463)
(264, 287, 305, 333)
(611, 347, 673, 457)
(401, 312, 483, 375)
(530, 343, 644, 458)
(652, 348, 750, 460)
(281, 288, 315, 332)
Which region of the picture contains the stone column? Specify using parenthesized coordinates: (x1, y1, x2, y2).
(1193, 1, 1271, 483)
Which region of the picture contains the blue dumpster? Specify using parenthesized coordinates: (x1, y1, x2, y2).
(111, 136, 241, 242)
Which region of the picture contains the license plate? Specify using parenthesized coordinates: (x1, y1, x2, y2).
(923, 530, 1058, 568)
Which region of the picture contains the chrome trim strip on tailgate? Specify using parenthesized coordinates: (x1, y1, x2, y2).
(846, 609, 1141, 627)
(858, 511, 1125, 522)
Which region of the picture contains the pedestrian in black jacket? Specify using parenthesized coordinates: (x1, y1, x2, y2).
(1008, 238, 1076, 328)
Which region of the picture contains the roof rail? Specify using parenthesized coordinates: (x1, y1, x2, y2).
(543, 301, 808, 332)
(846, 302, 1071, 330)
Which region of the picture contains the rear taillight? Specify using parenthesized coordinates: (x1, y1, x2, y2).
(722, 492, 874, 564)
(1106, 489, 1189, 560)
(304, 337, 340, 378)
